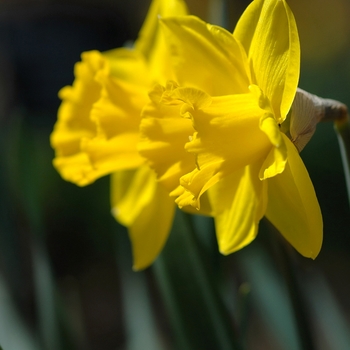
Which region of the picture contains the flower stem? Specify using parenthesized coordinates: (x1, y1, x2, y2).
(208, 0, 228, 27)
(266, 222, 316, 350)
(315, 93, 350, 203)
(277, 242, 316, 350)
(305, 89, 350, 203)
(153, 210, 242, 350)
(334, 114, 350, 205)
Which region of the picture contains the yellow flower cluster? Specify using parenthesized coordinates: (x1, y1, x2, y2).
(51, 0, 323, 270)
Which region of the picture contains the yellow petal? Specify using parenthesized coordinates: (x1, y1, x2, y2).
(233, 0, 264, 53)
(208, 162, 268, 254)
(259, 143, 287, 181)
(160, 16, 250, 95)
(258, 113, 288, 179)
(135, 0, 188, 59)
(179, 92, 271, 208)
(234, 0, 300, 122)
(111, 167, 149, 226)
(134, 0, 189, 84)
(111, 167, 175, 270)
(248, 84, 288, 179)
(265, 135, 323, 259)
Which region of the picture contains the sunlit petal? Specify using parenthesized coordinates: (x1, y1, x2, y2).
(160, 15, 250, 95)
(265, 135, 323, 258)
(234, 0, 300, 122)
(233, 0, 264, 53)
(259, 114, 288, 179)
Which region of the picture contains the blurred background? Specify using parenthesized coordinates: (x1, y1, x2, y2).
(0, 0, 349, 349)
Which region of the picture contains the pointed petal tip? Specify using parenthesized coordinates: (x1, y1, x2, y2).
(306, 243, 322, 260)
(218, 246, 230, 256)
(132, 263, 146, 272)
(299, 247, 321, 260)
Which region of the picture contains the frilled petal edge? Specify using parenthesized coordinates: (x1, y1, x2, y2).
(138, 82, 196, 193)
(177, 90, 271, 209)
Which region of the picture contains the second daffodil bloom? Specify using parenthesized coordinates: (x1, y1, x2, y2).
(51, 0, 188, 270)
(139, 0, 323, 258)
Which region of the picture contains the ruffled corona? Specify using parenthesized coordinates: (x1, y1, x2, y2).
(50, 49, 147, 186)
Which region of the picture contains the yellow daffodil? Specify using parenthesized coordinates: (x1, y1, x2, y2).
(139, 0, 323, 258)
(51, 0, 188, 270)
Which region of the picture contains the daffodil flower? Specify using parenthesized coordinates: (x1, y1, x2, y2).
(51, 0, 188, 270)
(139, 0, 323, 258)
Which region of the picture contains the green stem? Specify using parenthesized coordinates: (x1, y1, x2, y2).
(208, 0, 228, 27)
(334, 115, 350, 205)
(153, 209, 242, 350)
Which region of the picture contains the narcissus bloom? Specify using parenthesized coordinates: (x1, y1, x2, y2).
(139, 0, 323, 258)
(51, 0, 188, 270)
